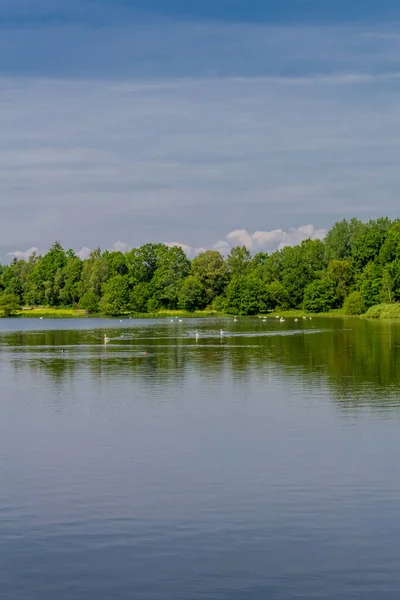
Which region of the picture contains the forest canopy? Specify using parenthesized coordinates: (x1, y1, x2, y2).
(0, 217, 399, 316)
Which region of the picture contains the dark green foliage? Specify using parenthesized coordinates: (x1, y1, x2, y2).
(99, 275, 130, 315)
(359, 262, 383, 308)
(178, 276, 207, 311)
(79, 290, 99, 314)
(191, 250, 228, 304)
(225, 274, 266, 315)
(152, 246, 190, 309)
(1, 217, 399, 317)
(303, 279, 337, 312)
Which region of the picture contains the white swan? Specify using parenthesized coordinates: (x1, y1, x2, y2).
(195, 330, 199, 340)
(294, 318, 298, 322)
(280, 318, 285, 322)
(104, 334, 110, 344)
(220, 328, 223, 336)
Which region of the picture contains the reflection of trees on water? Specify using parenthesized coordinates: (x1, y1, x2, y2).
(4, 319, 400, 409)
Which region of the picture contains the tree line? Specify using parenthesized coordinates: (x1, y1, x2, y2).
(0, 217, 399, 316)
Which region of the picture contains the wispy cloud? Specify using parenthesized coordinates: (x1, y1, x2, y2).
(1, 16, 400, 261)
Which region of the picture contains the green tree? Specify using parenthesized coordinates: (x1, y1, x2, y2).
(303, 279, 336, 312)
(178, 276, 207, 311)
(226, 246, 252, 278)
(343, 291, 365, 316)
(225, 274, 266, 315)
(152, 246, 190, 308)
(280, 240, 325, 308)
(324, 218, 366, 262)
(264, 280, 289, 310)
(326, 259, 353, 305)
(104, 250, 128, 277)
(99, 275, 130, 315)
(351, 218, 391, 272)
(0, 293, 21, 317)
(125, 243, 166, 285)
(130, 282, 154, 313)
(191, 250, 229, 304)
(379, 220, 400, 264)
(359, 262, 383, 308)
(79, 290, 100, 314)
(78, 249, 109, 301)
(59, 256, 83, 306)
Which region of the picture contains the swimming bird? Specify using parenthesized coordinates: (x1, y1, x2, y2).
(275, 315, 280, 319)
(294, 318, 298, 322)
(104, 334, 110, 344)
(178, 319, 183, 323)
(220, 328, 223, 336)
(303, 316, 307, 320)
(263, 318, 266, 322)
(280, 318, 285, 322)
(309, 317, 312, 320)
(39, 317, 43, 320)
(170, 319, 174, 322)
(195, 330, 199, 340)
(234, 316, 237, 322)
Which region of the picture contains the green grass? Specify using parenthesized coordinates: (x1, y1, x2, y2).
(16, 307, 88, 318)
(13, 307, 226, 319)
(362, 303, 400, 319)
(262, 308, 347, 319)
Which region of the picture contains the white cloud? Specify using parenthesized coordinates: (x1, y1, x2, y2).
(167, 224, 327, 257)
(76, 246, 92, 260)
(8, 247, 38, 260)
(113, 241, 130, 253)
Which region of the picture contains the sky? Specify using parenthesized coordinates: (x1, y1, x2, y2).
(1, 0, 400, 260)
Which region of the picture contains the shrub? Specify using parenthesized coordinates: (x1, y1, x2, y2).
(361, 303, 400, 318)
(343, 291, 365, 316)
(0, 293, 21, 317)
(79, 290, 99, 314)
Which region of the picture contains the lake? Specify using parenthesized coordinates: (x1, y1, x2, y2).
(1, 316, 400, 599)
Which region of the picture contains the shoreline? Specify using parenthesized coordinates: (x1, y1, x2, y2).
(5, 307, 349, 319)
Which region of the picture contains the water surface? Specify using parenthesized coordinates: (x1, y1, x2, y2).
(1, 316, 400, 599)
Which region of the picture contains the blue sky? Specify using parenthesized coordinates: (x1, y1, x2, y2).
(1, 1, 400, 258)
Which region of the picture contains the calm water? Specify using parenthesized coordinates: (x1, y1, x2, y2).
(1, 316, 400, 599)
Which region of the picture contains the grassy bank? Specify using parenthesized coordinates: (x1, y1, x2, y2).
(362, 303, 400, 319)
(264, 308, 346, 319)
(3, 306, 381, 320)
(15, 308, 88, 318)
(11, 308, 225, 319)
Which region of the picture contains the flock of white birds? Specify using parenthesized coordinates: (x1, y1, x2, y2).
(102, 314, 313, 345)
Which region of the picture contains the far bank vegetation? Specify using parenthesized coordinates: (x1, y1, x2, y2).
(2, 217, 400, 318)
